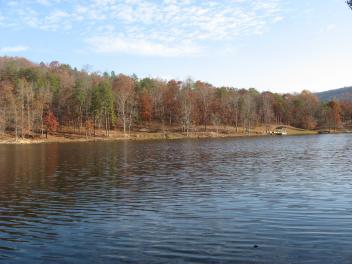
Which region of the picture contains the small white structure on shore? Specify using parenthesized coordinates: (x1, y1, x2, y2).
(273, 126, 287, 135)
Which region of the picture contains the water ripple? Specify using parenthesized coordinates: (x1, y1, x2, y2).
(0, 134, 352, 263)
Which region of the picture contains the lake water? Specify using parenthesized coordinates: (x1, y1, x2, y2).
(0, 135, 352, 263)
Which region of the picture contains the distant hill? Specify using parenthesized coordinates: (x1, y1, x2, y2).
(315, 86, 352, 102)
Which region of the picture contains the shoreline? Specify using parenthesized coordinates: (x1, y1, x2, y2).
(0, 129, 322, 145)
(1, 126, 349, 145)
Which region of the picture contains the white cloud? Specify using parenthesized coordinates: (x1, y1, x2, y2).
(87, 36, 201, 57)
(41, 10, 71, 30)
(325, 24, 336, 33)
(36, 0, 50, 5)
(0, 45, 29, 53)
(0, 14, 4, 25)
(0, 0, 286, 56)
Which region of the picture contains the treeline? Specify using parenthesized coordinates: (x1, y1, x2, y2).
(0, 57, 351, 138)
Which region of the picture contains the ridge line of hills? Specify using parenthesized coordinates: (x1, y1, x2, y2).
(315, 86, 352, 102)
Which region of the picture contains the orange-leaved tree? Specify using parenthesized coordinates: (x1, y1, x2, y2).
(44, 111, 58, 137)
(328, 100, 342, 132)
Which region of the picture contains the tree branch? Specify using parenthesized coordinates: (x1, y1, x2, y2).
(347, 0, 352, 10)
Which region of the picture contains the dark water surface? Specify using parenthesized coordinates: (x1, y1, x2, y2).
(0, 135, 352, 263)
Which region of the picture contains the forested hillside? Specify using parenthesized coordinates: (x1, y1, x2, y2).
(0, 57, 351, 139)
(315, 87, 352, 102)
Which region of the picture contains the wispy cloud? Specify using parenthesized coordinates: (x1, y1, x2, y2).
(325, 24, 336, 33)
(0, 45, 29, 53)
(87, 36, 201, 57)
(0, 0, 286, 56)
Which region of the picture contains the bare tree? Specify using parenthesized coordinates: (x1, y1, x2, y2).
(163, 80, 180, 125)
(211, 113, 221, 135)
(180, 79, 194, 136)
(261, 93, 274, 133)
(241, 93, 256, 135)
(112, 74, 135, 136)
(347, 0, 352, 10)
(0, 81, 14, 134)
(195, 81, 212, 131)
(229, 90, 240, 132)
(1, 81, 20, 139)
(36, 85, 52, 136)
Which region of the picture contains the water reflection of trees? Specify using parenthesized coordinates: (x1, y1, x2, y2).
(0, 138, 296, 255)
(0, 139, 226, 241)
(0, 140, 220, 207)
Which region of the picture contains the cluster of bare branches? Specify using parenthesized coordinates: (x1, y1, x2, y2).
(347, 0, 352, 10)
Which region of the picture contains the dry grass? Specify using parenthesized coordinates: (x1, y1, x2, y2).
(0, 124, 319, 145)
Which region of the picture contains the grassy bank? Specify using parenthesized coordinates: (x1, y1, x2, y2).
(0, 125, 321, 145)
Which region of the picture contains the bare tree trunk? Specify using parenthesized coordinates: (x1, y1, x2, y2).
(27, 104, 31, 136)
(235, 111, 238, 133)
(93, 115, 96, 137)
(122, 104, 127, 136)
(41, 116, 44, 137)
(79, 105, 83, 134)
(21, 98, 24, 138)
(15, 108, 18, 141)
(128, 109, 133, 136)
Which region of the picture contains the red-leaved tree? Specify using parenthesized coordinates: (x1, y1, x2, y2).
(44, 111, 58, 137)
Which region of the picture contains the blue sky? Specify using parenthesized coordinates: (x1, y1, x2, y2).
(0, 0, 351, 93)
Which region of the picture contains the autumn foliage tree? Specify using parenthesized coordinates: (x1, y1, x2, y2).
(139, 90, 152, 122)
(0, 56, 352, 139)
(194, 81, 213, 131)
(328, 100, 342, 132)
(163, 80, 180, 125)
(44, 111, 58, 137)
